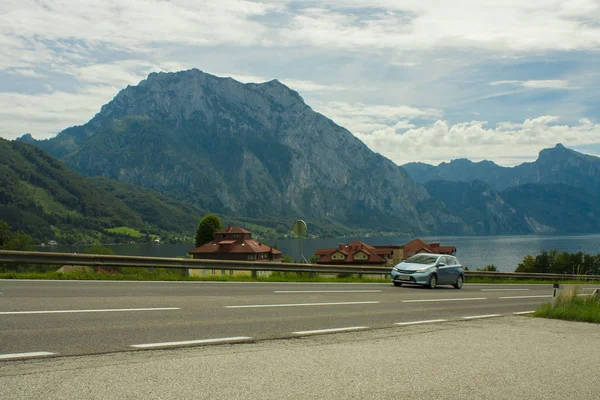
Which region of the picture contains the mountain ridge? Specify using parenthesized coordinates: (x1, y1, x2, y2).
(22, 68, 467, 236)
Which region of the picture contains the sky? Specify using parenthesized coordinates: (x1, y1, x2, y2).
(1, 0, 600, 166)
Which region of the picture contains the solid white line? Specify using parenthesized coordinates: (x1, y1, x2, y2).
(480, 288, 530, 291)
(0, 307, 180, 315)
(499, 295, 552, 299)
(462, 314, 502, 319)
(131, 336, 253, 348)
(293, 327, 368, 335)
(513, 311, 535, 315)
(395, 319, 447, 326)
(226, 301, 379, 308)
(402, 297, 486, 303)
(273, 290, 382, 293)
(0, 352, 55, 360)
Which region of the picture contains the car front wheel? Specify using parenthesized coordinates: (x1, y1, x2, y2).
(393, 281, 402, 287)
(427, 274, 437, 289)
(453, 275, 463, 289)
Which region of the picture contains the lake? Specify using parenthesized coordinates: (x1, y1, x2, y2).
(40, 234, 600, 272)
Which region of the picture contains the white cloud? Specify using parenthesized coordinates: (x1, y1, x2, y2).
(490, 80, 576, 89)
(353, 116, 600, 166)
(0, 86, 119, 139)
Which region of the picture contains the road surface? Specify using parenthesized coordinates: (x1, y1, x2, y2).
(0, 280, 597, 359)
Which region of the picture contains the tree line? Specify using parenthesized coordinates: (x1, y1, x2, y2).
(515, 249, 600, 275)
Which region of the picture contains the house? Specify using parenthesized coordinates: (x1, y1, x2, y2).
(401, 239, 457, 259)
(313, 239, 456, 267)
(313, 240, 402, 267)
(187, 226, 282, 277)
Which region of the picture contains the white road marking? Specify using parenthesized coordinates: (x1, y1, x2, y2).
(499, 295, 552, 299)
(395, 319, 447, 326)
(273, 290, 382, 293)
(402, 297, 486, 303)
(0, 307, 180, 315)
(226, 301, 379, 308)
(480, 288, 530, 291)
(462, 314, 502, 319)
(0, 352, 55, 360)
(293, 327, 368, 335)
(131, 337, 253, 348)
(513, 311, 535, 315)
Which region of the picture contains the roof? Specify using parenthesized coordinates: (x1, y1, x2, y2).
(188, 238, 281, 255)
(402, 239, 456, 257)
(216, 226, 251, 234)
(314, 240, 388, 265)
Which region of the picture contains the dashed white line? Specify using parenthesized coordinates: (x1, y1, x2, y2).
(293, 327, 368, 335)
(513, 311, 535, 315)
(131, 337, 253, 348)
(499, 295, 552, 299)
(402, 297, 486, 303)
(395, 319, 447, 326)
(462, 314, 502, 320)
(480, 288, 530, 291)
(0, 307, 180, 315)
(274, 290, 382, 293)
(226, 301, 379, 308)
(0, 352, 55, 360)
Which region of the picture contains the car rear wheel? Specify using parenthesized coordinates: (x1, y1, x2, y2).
(453, 275, 463, 289)
(393, 281, 402, 287)
(427, 274, 437, 289)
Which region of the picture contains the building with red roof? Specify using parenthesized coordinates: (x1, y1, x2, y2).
(313, 239, 456, 267)
(188, 225, 282, 262)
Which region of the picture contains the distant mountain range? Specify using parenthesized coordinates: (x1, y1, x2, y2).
(405, 145, 600, 234)
(10, 69, 600, 238)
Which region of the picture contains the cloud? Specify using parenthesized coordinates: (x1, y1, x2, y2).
(490, 80, 576, 89)
(310, 101, 441, 137)
(353, 116, 600, 166)
(0, 86, 119, 139)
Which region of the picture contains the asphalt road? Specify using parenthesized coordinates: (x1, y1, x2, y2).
(1, 280, 598, 360)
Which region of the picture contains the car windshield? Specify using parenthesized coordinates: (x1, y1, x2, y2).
(405, 254, 438, 264)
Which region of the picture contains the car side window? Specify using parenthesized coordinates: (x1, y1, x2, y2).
(439, 256, 448, 266)
(446, 257, 455, 266)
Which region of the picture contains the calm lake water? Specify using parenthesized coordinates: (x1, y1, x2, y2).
(40, 234, 600, 272)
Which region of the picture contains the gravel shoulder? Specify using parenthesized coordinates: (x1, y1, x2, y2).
(1, 316, 599, 400)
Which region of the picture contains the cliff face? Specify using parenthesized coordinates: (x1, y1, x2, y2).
(27, 69, 466, 235)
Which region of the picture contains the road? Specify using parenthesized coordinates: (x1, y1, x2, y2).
(0, 280, 597, 360)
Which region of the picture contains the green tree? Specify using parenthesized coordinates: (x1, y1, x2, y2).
(0, 220, 10, 248)
(195, 214, 222, 247)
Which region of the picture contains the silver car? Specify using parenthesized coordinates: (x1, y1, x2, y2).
(391, 254, 464, 289)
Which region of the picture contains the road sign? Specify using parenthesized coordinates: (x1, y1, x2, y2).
(292, 220, 307, 237)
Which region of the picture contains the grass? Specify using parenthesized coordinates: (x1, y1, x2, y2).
(105, 227, 143, 238)
(533, 286, 600, 323)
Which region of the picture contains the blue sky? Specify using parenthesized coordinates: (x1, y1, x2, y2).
(1, 0, 599, 166)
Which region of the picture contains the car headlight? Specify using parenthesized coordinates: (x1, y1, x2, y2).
(392, 266, 400, 271)
(415, 266, 435, 273)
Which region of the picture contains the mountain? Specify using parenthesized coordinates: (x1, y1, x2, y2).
(0, 138, 206, 243)
(22, 69, 466, 236)
(421, 179, 600, 234)
(501, 183, 600, 234)
(422, 180, 531, 235)
(403, 144, 600, 195)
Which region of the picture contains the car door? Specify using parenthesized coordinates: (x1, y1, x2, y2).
(445, 256, 459, 283)
(437, 256, 452, 284)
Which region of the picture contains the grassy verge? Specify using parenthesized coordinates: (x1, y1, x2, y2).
(533, 286, 600, 323)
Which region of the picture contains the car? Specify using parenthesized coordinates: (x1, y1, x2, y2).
(391, 254, 464, 289)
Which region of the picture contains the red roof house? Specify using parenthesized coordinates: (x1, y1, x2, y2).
(188, 225, 282, 262)
(314, 240, 402, 266)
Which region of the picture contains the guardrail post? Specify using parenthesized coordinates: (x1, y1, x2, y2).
(552, 283, 561, 306)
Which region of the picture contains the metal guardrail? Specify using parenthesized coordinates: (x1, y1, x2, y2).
(1, 250, 600, 280)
